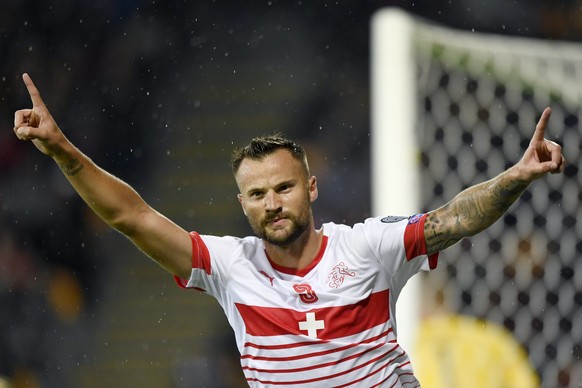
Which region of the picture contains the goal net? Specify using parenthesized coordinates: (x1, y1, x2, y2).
(372, 8, 581, 387)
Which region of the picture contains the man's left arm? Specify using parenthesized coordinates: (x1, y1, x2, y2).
(424, 107, 565, 255)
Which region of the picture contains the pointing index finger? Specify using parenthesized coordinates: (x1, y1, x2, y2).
(22, 73, 45, 108)
(532, 107, 552, 142)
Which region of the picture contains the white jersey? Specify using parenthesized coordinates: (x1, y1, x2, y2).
(175, 214, 438, 387)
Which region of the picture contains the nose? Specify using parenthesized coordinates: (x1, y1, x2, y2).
(264, 190, 282, 212)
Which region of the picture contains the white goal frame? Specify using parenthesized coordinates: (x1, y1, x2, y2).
(371, 8, 421, 361)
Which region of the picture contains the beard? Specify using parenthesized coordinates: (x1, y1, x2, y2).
(248, 203, 313, 247)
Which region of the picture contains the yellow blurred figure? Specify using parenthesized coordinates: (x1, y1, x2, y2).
(415, 315, 539, 388)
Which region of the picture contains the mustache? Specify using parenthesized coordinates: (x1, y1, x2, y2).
(262, 211, 292, 225)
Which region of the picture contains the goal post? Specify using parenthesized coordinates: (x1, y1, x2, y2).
(370, 8, 421, 364)
(371, 7, 582, 387)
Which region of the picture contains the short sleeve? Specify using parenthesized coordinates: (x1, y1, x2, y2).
(358, 214, 439, 275)
(173, 232, 212, 291)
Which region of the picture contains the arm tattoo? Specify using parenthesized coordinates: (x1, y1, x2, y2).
(424, 169, 530, 254)
(59, 158, 84, 176)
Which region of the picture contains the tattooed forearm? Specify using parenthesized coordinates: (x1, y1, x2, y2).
(59, 158, 84, 176)
(425, 211, 463, 254)
(424, 168, 530, 253)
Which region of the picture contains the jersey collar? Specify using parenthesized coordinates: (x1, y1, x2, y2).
(266, 235, 328, 277)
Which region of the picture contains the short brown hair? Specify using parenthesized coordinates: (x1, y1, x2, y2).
(231, 134, 309, 176)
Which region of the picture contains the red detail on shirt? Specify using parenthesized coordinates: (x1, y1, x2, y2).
(259, 270, 275, 286)
(292, 283, 319, 304)
(245, 344, 403, 386)
(235, 289, 389, 340)
(266, 235, 328, 277)
(242, 329, 392, 352)
(243, 341, 387, 371)
(173, 231, 211, 289)
(403, 214, 439, 269)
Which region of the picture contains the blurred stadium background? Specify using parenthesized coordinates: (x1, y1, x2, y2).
(0, 1, 580, 387)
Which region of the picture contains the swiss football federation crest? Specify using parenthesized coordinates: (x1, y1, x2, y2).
(327, 262, 356, 288)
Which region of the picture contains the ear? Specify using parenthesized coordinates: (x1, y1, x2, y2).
(237, 193, 248, 215)
(308, 176, 318, 203)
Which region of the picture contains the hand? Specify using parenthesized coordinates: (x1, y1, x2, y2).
(516, 107, 566, 181)
(13, 73, 66, 157)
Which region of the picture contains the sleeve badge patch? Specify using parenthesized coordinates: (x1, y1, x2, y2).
(381, 216, 407, 223)
(407, 214, 423, 224)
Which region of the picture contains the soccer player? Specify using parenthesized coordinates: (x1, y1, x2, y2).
(13, 73, 565, 386)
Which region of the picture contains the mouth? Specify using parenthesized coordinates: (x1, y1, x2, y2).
(270, 217, 286, 225)
(264, 214, 288, 227)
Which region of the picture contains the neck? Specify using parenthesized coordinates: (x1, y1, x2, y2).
(264, 226, 323, 270)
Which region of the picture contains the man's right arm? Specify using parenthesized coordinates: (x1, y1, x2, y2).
(13, 73, 192, 279)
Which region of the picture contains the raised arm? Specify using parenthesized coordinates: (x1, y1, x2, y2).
(424, 107, 565, 254)
(13, 73, 192, 279)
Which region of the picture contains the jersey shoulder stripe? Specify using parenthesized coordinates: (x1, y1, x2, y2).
(403, 213, 439, 269)
(174, 231, 211, 288)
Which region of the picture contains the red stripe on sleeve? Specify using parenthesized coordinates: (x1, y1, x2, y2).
(173, 231, 212, 289)
(190, 231, 212, 275)
(403, 214, 439, 269)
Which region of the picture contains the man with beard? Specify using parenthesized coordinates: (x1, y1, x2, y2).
(13, 73, 565, 387)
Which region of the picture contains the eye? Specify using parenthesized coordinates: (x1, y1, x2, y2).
(249, 191, 264, 199)
(277, 182, 294, 193)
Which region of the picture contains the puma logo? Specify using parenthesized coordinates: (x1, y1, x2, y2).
(259, 270, 275, 286)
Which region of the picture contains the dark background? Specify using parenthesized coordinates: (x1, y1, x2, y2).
(0, 1, 580, 387)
